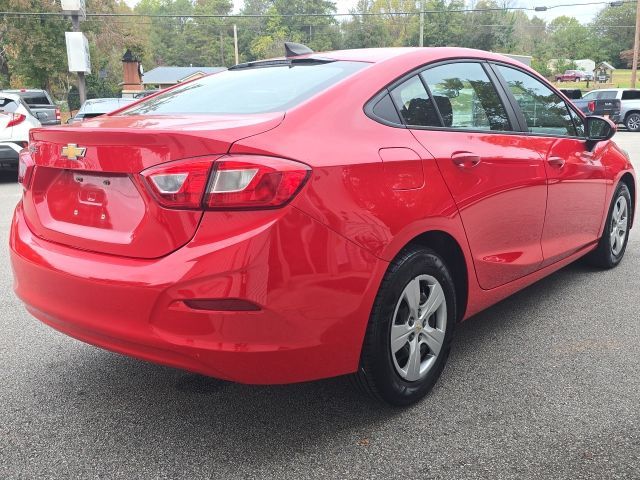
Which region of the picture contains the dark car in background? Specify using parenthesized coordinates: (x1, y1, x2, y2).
(1, 89, 60, 126)
(560, 89, 621, 124)
(68, 97, 135, 124)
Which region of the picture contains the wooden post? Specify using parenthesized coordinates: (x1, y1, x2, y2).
(631, 0, 640, 88)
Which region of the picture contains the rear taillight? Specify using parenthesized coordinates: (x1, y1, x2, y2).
(55, 108, 61, 121)
(206, 156, 310, 209)
(140, 155, 310, 210)
(142, 158, 213, 209)
(7, 113, 26, 127)
(587, 101, 595, 113)
(18, 149, 35, 188)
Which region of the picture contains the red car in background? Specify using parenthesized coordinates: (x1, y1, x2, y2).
(555, 69, 592, 82)
(10, 46, 635, 406)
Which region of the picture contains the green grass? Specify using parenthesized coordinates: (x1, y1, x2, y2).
(551, 69, 636, 91)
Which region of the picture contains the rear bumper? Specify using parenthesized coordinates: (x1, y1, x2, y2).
(0, 143, 21, 169)
(10, 203, 383, 384)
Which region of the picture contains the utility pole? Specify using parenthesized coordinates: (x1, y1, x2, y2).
(233, 24, 239, 65)
(632, 0, 640, 88)
(419, 0, 424, 47)
(70, 13, 86, 105)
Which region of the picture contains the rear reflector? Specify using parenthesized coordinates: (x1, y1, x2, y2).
(184, 298, 261, 312)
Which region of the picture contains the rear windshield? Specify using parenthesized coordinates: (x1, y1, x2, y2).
(21, 94, 51, 105)
(121, 61, 367, 116)
(0, 98, 19, 113)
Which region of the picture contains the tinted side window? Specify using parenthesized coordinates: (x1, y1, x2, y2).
(371, 93, 402, 125)
(421, 62, 511, 131)
(597, 91, 618, 100)
(495, 65, 577, 137)
(622, 90, 640, 100)
(390, 76, 441, 127)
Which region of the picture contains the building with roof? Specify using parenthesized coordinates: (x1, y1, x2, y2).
(595, 61, 616, 83)
(141, 66, 226, 89)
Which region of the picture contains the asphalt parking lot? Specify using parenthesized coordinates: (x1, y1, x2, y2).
(1, 134, 639, 480)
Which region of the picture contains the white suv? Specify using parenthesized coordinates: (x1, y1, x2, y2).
(0, 93, 40, 171)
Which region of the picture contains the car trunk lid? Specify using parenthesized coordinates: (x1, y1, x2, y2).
(22, 113, 284, 259)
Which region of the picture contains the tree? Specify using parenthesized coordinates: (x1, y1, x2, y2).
(547, 16, 592, 60)
(590, 2, 636, 67)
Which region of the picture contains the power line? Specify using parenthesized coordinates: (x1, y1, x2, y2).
(0, 1, 637, 20)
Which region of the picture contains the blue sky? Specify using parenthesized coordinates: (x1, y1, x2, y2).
(122, 0, 608, 24)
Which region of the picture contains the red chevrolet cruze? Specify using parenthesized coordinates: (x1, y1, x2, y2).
(10, 46, 635, 405)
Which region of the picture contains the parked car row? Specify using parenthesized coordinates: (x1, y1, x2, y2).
(561, 87, 640, 132)
(0, 89, 140, 172)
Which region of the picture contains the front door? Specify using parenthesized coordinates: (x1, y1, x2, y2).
(492, 64, 608, 265)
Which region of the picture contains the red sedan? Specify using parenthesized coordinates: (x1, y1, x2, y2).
(10, 46, 635, 406)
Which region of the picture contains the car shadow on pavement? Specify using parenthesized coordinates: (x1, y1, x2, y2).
(31, 257, 623, 467)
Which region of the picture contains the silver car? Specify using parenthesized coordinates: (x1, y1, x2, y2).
(581, 88, 640, 131)
(68, 97, 135, 124)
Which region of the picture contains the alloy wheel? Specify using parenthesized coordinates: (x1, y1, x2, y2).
(390, 275, 447, 382)
(610, 195, 629, 256)
(626, 114, 640, 131)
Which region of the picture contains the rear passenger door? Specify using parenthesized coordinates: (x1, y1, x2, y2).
(392, 61, 548, 290)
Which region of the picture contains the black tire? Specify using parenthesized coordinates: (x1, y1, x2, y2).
(625, 112, 640, 132)
(585, 182, 632, 268)
(353, 246, 457, 407)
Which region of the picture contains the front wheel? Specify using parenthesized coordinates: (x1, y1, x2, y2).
(586, 182, 632, 268)
(625, 113, 640, 132)
(353, 247, 457, 406)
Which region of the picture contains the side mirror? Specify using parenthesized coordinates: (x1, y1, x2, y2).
(585, 116, 616, 148)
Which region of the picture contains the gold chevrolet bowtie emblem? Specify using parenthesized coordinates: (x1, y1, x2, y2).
(61, 144, 86, 160)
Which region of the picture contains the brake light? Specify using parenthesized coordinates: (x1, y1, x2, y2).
(7, 113, 26, 127)
(55, 107, 61, 121)
(587, 101, 595, 113)
(205, 156, 310, 209)
(140, 155, 310, 210)
(18, 149, 35, 188)
(141, 158, 213, 209)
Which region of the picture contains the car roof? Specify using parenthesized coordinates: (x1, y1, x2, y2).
(306, 47, 527, 66)
(2, 89, 47, 93)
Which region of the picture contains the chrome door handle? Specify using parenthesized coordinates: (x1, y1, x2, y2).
(451, 152, 481, 168)
(548, 156, 566, 168)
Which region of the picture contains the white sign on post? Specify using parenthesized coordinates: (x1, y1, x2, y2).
(65, 32, 91, 74)
(61, 0, 86, 18)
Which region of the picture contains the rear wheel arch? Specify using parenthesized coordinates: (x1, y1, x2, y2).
(624, 110, 640, 121)
(401, 230, 469, 322)
(624, 111, 640, 131)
